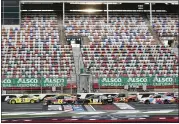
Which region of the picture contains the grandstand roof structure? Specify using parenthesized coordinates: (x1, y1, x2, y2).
(21, 0, 178, 3)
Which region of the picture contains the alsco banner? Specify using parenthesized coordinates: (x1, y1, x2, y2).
(99, 78, 125, 86)
(99, 77, 150, 86)
(2, 78, 14, 87)
(41, 78, 67, 87)
(98, 76, 178, 86)
(1, 78, 67, 87)
(13, 78, 41, 87)
(151, 76, 178, 86)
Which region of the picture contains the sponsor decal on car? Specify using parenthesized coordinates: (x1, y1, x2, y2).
(48, 105, 62, 111)
(72, 105, 84, 112)
(63, 105, 73, 111)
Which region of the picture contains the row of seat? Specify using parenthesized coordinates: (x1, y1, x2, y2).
(152, 14, 178, 41)
(65, 14, 155, 44)
(81, 44, 178, 78)
(1, 13, 76, 80)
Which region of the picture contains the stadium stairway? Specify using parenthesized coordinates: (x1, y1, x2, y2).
(82, 36, 91, 45)
(72, 45, 87, 93)
(142, 13, 162, 45)
(172, 48, 178, 56)
(57, 13, 66, 45)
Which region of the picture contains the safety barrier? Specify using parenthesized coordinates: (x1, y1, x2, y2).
(2, 91, 178, 102)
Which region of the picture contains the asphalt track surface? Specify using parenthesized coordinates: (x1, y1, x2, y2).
(2, 102, 178, 112)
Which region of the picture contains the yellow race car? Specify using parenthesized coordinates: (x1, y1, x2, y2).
(8, 95, 40, 104)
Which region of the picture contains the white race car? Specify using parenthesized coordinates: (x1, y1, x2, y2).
(139, 94, 175, 104)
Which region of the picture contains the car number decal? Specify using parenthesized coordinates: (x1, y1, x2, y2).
(93, 99, 98, 103)
(120, 97, 125, 101)
(17, 99, 21, 103)
(58, 99, 63, 104)
(21, 98, 25, 102)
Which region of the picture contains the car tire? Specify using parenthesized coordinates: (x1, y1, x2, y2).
(83, 100, 89, 105)
(47, 101, 52, 105)
(128, 99, 132, 102)
(30, 100, 35, 104)
(11, 100, 16, 104)
(67, 101, 73, 105)
(145, 100, 150, 104)
(164, 100, 169, 104)
(132, 99, 136, 102)
(103, 100, 108, 105)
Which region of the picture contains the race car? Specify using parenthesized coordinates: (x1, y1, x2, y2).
(8, 95, 40, 104)
(139, 94, 175, 104)
(113, 94, 128, 103)
(174, 97, 179, 104)
(127, 93, 138, 102)
(113, 93, 137, 103)
(43, 94, 77, 105)
(76, 94, 113, 105)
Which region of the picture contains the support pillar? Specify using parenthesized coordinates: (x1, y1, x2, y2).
(150, 3, 152, 26)
(107, 3, 109, 25)
(19, 1, 21, 25)
(63, 2, 65, 25)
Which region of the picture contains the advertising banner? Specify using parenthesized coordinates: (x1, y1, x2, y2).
(151, 76, 178, 86)
(2, 78, 13, 87)
(99, 77, 150, 86)
(42, 78, 67, 87)
(13, 78, 41, 87)
(1, 78, 67, 87)
(98, 76, 178, 86)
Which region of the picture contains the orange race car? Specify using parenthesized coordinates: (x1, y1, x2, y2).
(113, 93, 137, 103)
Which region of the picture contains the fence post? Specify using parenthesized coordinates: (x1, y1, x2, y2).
(40, 77, 42, 94)
(99, 77, 100, 92)
(71, 79, 72, 94)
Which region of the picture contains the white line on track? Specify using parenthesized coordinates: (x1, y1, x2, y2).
(142, 110, 174, 113)
(115, 110, 140, 114)
(52, 119, 58, 120)
(111, 118, 118, 120)
(139, 118, 146, 120)
(174, 117, 179, 119)
(12, 120, 18, 122)
(159, 117, 166, 119)
(1, 120, 7, 122)
(70, 119, 78, 120)
(89, 119, 97, 120)
(24, 120, 32, 121)
(89, 105, 96, 111)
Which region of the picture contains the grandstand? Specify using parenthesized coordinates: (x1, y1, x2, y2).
(1, 0, 178, 94)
